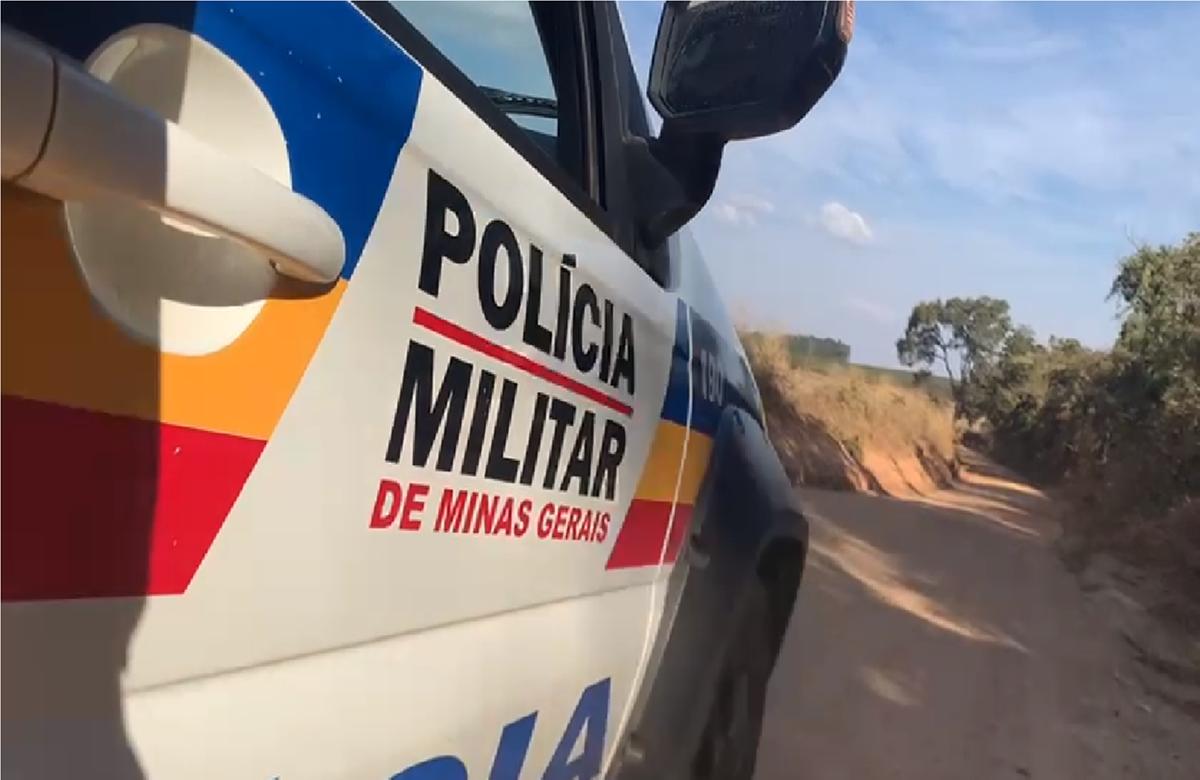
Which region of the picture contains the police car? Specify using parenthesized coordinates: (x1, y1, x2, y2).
(1, 2, 850, 778)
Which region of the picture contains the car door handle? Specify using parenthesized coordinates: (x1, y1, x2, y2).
(1, 27, 345, 285)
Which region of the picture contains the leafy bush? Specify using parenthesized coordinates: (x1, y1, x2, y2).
(901, 233, 1199, 522)
(742, 330, 852, 363)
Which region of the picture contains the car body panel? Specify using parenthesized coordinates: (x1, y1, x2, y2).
(0, 3, 800, 777)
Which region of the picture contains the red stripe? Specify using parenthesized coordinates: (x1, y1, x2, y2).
(605, 499, 673, 570)
(661, 504, 694, 564)
(413, 307, 633, 417)
(1, 396, 264, 601)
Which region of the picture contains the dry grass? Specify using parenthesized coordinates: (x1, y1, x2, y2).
(745, 333, 957, 494)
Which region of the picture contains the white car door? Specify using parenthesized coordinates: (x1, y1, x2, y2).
(2, 2, 695, 777)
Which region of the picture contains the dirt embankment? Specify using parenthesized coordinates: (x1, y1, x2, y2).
(744, 335, 957, 498)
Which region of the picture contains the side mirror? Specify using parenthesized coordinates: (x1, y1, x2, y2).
(649, 0, 852, 140)
(631, 1, 852, 249)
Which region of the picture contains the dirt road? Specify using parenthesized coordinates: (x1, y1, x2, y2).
(755, 452, 1200, 780)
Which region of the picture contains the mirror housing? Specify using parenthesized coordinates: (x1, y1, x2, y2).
(649, 0, 852, 140)
(634, 0, 852, 248)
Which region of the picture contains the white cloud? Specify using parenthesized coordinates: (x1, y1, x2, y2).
(945, 35, 1080, 65)
(844, 296, 895, 325)
(759, 5, 1200, 218)
(819, 201, 873, 245)
(927, 2, 1081, 64)
(712, 203, 745, 226)
(711, 193, 775, 227)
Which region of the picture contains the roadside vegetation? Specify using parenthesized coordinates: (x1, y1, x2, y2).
(741, 330, 955, 401)
(742, 332, 956, 496)
(896, 232, 1199, 624)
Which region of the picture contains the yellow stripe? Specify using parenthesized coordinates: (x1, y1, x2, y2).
(630, 420, 715, 505)
(676, 432, 713, 504)
(630, 420, 688, 502)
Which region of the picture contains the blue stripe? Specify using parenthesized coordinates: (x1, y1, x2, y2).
(659, 299, 691, 426)
(4, 1, 422, 281)
(201, 3, 421, 279)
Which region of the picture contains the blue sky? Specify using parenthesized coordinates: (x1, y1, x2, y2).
(619, 1, 1200, 367)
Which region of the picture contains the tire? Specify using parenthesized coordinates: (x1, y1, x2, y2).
(692, 582, 774, 780)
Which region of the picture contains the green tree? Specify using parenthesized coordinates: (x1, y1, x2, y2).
(1110, 232, 1200, 382)
(1003, 325, 1040, 363)
(787, 334, 851, 363)
(960, 325, 1041, 421)
(895, 232, 1197, 578)
(895, 296, 1014, 388)
(1110, 233, 1200, 498)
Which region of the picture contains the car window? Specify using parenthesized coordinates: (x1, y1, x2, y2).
(390, 2, 561, 162)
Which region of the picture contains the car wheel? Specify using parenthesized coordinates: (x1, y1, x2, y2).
(693, 582, 774, 780)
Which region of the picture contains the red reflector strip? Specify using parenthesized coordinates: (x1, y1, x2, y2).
(413, 307, 633, 417)
(606, 499, 673, 570)
(606, 499, 695, 570)
(1, 395, 264, 601)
